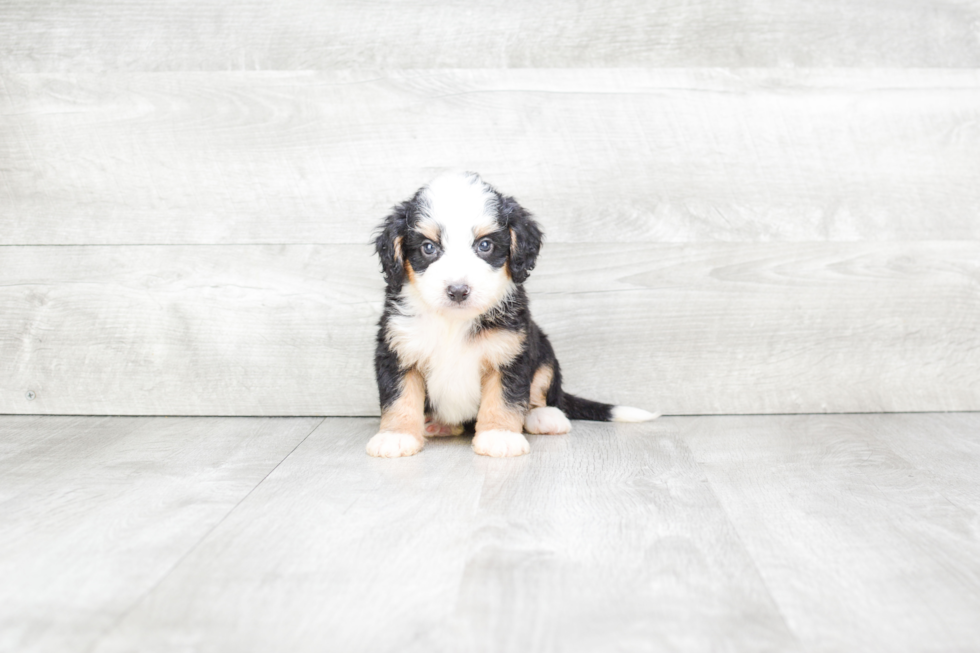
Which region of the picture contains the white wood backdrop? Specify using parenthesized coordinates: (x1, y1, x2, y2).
(3, 70, 980, 245)
(3, 1, 980, 69)
(1, 2, 979, 415)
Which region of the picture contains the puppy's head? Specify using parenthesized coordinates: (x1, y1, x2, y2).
(375, 172, 542, 317)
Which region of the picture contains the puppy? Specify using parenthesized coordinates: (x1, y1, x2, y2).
(368, 172, 657, 458)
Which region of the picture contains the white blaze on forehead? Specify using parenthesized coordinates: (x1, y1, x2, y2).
(417, 172, 498, 246)
(406, 171, 514, 317)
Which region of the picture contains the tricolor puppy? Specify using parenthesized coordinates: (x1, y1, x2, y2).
(369, 172, 657, 458)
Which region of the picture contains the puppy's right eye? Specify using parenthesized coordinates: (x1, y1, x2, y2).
(421, 241, 437, 257)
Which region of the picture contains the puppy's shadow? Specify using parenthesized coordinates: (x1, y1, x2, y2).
(422, 419, 476, 451)
(423, 434, 472, 450)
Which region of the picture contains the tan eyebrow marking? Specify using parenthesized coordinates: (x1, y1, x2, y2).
(473, 224, 499, 239)
(416, 219, 442, 242)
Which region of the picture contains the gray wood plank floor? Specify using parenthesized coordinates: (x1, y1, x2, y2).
(0, 416, 322, 653)
(2, 414, 978, 653)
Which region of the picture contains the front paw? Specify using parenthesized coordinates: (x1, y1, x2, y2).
(472, 429, 530, 457)
(366, 431, 424, 458)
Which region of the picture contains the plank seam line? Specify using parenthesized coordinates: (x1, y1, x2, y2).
(7, 411, 978, 419)
(83, 416, 326, 653)
(2, 240, 978, 247)
(663, 410, 980, 417)
(690, 453, 805, 647)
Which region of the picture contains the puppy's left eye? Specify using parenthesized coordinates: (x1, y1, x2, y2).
(477, 239, 493, 253)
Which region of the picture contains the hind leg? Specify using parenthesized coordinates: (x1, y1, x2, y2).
(524, 406, 571, 435)
(523, 362, 570, 435)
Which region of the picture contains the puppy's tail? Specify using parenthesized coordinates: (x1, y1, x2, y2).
(560, 393, 660, 423)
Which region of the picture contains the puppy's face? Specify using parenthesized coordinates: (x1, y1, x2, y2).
(404, 174, 514, 317)
(376, 172, 542, 319)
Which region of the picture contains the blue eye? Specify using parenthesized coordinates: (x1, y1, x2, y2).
(421, 241, 437, 256)
(478, 239, 493, 253)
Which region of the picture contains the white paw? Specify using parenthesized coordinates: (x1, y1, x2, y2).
(472, 429, 530, 457)
(424, 417, 464, 437)
(366, 431, 424, 458)
(524, 406, 572, 435)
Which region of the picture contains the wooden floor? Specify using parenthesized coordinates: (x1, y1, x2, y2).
(2, 414, 979, 652)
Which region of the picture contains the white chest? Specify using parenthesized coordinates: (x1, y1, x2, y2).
(385, 310, 524, 425)
(386, 312, 482, 423)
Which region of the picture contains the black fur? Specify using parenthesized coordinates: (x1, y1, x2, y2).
(499, 195, 541, 283)
(473, 228, 510, 270)
(493, 296, 613, 421)
(374, 201, 412, 291)
(559, 393, 614, 421)
(373, 174, 617, 424)
(403, 226, 443, 276)
(373, 310, 404, 412)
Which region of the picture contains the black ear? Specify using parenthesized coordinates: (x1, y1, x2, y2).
(374, 201, 411, 290)
(501, 195, 542, 284)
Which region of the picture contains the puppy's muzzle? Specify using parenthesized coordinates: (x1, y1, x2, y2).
(446, 284, 471, 304)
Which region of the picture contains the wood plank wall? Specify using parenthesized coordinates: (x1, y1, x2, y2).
(2, 2, 979, 416)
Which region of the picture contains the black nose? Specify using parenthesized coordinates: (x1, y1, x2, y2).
(446, 284, 471, 303)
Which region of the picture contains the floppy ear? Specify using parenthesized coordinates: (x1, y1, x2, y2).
(501, 195, 542, 284)
(374, 201, 411, 290)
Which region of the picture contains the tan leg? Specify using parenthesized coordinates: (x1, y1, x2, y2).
(472, 368, 530, 457)
(367, 368, 427, 458)
(528, 363, 553, 409)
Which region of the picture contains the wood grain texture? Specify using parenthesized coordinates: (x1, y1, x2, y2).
(3, 69, 980, 244)
(89, 418, 801, 653)
(2, 241, 977, 416)
(91, 418, 493, 653)
(681, 414, 980, 652)
(0, 415, 321, 653)
(4, 414, 971, 652)
(1, 244, 381, 416)
(443, 421, 799, 652)
(854, 412, 980, 512)
(2, 0, 980, 71)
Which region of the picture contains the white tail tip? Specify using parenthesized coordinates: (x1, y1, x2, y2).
(611, 406, 660, 423)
